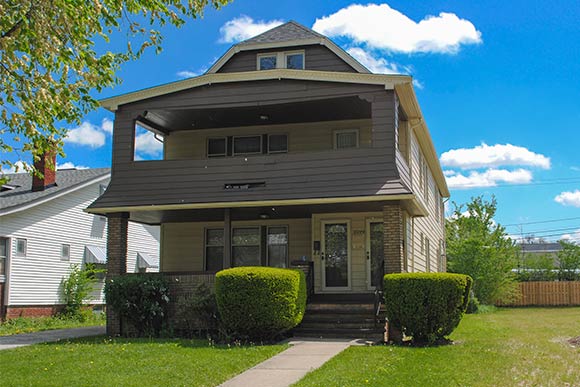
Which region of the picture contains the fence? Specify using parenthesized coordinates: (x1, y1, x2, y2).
(499, 281, 580, 306)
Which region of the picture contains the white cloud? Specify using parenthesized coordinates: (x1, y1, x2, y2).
(1, 161, 28, 174)
(135, 131, 163, 158)
(561, 229, 580, 242)
(219, 16, 284, 43)
(101, 118, 113, 134)
(313, 3, 481, 54)
(555, 190, 580, 207)
(176, 70, 201, 79)
(347, 47, 403, 74)
(440, 143, 551, 170)
(571, 166, 580, 172)
(56, 162, 89, 170)
(65, 120, 113, 148)
(445, 168, 533, 189)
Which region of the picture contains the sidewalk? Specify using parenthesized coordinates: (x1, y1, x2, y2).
(0, 326, 105, 351)
(218, 338, 364, 387)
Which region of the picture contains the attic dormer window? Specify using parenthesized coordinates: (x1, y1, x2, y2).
(257, 51, 305, 70)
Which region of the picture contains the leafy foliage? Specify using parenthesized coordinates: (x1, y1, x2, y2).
(61, 264, 105, 318)
(104, 274, 170, 337)
(446, 196, 518, 304)
(514, 253, 558, 282)
(0, 0, 231, 178)
(215, 267, 307, 341)
(557, 240, 580, 281)
(174, 282, 218, 337)
(383, 273, 472, 344)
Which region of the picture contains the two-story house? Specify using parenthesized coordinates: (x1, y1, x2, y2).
(87, 21, 449, 336)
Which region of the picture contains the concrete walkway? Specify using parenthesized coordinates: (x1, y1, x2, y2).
(0, 326, 105, 351)
(218, 338, 363, 387)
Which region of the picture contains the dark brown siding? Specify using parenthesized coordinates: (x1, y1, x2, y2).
(218, 45, 358, 73)
(96, 80, 403, 210)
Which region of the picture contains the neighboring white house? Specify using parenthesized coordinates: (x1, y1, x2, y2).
(0, 164, 159, 319)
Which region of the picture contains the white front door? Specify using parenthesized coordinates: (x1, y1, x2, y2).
(366, 219, 384, 290)
(321, 220, 351, 291)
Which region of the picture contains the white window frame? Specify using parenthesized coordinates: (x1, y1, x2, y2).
(284, 50, 305, 70)
(204, 228, 225, 271)
(425, 238, 431, 272)
(257, 53, 278, 70)
(267, 133, 288, 154)
(266, 225, 289, 267)
(232, 227, 261, 267)
(232, 135, 263, 156)
(333, 129, 359, 150)
(0, 236, 8, 277)
(15, 238, 27, 257)
(207, 137, 228, 158)
(61, 244, 71, 261)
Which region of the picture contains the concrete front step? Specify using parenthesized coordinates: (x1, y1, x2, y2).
(299, 321, 378, 330)
(293, 327, 385, 340)
(302, 314, 378, 324)
(306, 303, 375, 313)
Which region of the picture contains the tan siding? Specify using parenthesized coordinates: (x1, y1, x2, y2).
(161, 219, 311, 272)
(165, 119, 372, 160)
(408, 128, 446, 272)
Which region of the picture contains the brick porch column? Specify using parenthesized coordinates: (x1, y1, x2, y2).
(106, 212, 129, 336)
(383, 203, 405, 274)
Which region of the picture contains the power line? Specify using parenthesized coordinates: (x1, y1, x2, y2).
(517, 225, 580, 236)
(504, 216, 580, 227)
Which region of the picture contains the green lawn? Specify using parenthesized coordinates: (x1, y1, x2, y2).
(294, 307, 580, 387)
(0, 337, 286, 387)
(0, 314, 105, 336)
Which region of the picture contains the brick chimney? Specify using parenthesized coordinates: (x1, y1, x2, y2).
(32, 150, 57, 192)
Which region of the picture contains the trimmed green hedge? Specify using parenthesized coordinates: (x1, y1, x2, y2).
(104, 274, 170, 337)
(215, 267, 306, 341)
(383, 273, 472, 344)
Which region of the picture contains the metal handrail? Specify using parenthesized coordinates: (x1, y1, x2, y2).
(374, 289, 383, 327)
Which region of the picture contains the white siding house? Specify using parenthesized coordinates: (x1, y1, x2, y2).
(0, 168, 159, 319)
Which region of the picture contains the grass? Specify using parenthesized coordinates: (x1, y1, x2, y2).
(0, 313, 105, 336)
(0, 336, 287, 387)
(294, 307, 580, 387)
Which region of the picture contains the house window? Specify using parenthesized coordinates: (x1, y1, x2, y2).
(15, 238, 27, 257)
(207, 137, 227, 158)
(232, 227, 260, 267)
(285, 52, 304, 69)
(0, 237, 7, 276)
(61, 244, 71, 261)
(405, 215, 413, 272)
(334, 129, 359, 149)
(258, 54, 277, 70)
(267, 226, 288, 268)
(205, 229, 224, 271)
(233, 136, 262, 155)
(268, 134, 288, 153)
(425, 238, 431, 272)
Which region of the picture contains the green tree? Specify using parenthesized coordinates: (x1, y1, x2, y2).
(61, 264, 105, 319)
(557, 240, 580, 281)
(1, 0, 230, 179)
(446, 196, 518, 304)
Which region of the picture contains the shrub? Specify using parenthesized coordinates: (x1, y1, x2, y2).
(466, 291, 480, 314)
(104, 274, 170, 337)
(174, 282, 218, 337)
(215, 267, 306, 341)
(61, 264, 104, 319)
(383, 273, 472, 344)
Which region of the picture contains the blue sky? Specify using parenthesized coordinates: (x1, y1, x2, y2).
(7, 1, 580, 240)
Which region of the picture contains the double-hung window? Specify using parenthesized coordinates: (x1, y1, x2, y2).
(15, 238, 27, 257)
(268, 134, 288, 153)
(205, 229, 224, 271)
(334, 129, 359, 149)
(267, 226, 288, 268)
(207, 137, 227, 158)
(285, 52, 304, 69)
(0, 237, 7, 276)
(232, 227, 261, 267)
(233, 136, 262, 155)
(257, 51, 304, 70)
(61, 244, 71, 261)
(258, 54, 277, 70)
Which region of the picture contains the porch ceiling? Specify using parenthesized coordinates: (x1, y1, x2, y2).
(143, 96, 371, 132)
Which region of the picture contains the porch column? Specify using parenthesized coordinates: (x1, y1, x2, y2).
(106, 212, 129, 336)
(223, 208, 231, 269)
(383, 203, 405, 274)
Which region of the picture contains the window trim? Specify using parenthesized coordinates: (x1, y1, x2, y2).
(267, 133, 289, 154)
(15, 238, 27, 257)
(204, 228, 225, 272)
(256, 53, 278, 70)
(232, 135, 263, 156)
(232, 226, 262, 267)
(266, 225, 289, 268)
(207, 137, 228, 158)
(61, 244, 71, 261)
(333, 129, 359, 150)
(284, 50, 305, 70)
(0, 236, 8, 277)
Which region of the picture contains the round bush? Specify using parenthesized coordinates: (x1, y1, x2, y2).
(383, 273, 472, 344)
(215, 267, 306, 341)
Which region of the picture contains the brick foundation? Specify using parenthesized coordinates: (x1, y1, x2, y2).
(6, 305, 65, 319)
(106, 212, 129, 336)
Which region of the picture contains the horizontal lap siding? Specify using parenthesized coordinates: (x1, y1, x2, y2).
(161, 219, 311, 272)
(165, 119, 373, 160)
(218, 45, 358, 73)
(2, 182, 160, 306)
